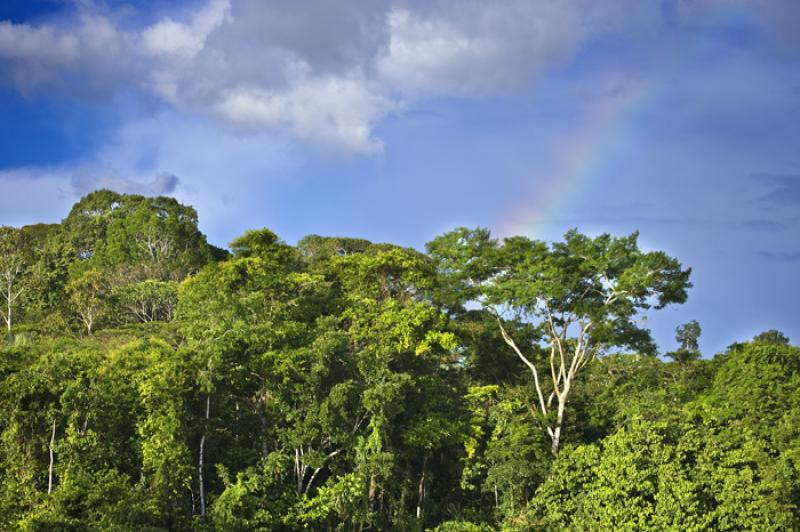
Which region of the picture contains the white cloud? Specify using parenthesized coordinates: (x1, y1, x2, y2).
(142, 0, 231, 60)
(377, 1, 583, 96)
(0, 22, 80, 90)
(0, 0, 597, 153)
(3, 0, 792, 154)
(215, 77, 398, 154)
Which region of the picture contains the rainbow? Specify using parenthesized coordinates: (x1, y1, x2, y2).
(497, 5, 747, 241)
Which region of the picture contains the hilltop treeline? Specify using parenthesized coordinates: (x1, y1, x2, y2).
(0, 191, 797, 530)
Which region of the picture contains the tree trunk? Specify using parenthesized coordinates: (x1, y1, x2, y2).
(6, 290, 11, 333)
(416, 452, 429, 520)
(83, 311, 94, 336)
(47, 418, 56, 494)
(549, 396, 566, 453)
(198, 394, 210, 516)
(368, 474, 377, 514)
(551, 425, 561, 454)
(295, 447, 309, 494)
(304, 449, 341, 495)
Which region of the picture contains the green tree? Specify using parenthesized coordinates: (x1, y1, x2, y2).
(668, 320, 702, 365)
(15, 224, 71, 332)
(0, 226, 28, 334)
(306, 245, 459, 529)
(117, 280, 178, 323)
(66, 269, 111, 335)
(297, 235, 372, 267)
(676, 320, 701, 352)
(62, 190, 212, 280)
(752, 329, 790, 345)
(179, 229, 328, 520)
(428, 228, 691, 453)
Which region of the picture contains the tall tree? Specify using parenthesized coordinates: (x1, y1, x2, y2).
(0, 227, 28, 334)
(752, 329, 790, 346)
(178, 229, 324, 519)
(329, 244, 459, 528)
(668, 320, 702, 365)
(676, 320, 701, 352)
(67, 268, 111, 335)
(62, 190, 213, 281)
(428, 228, 691, 453)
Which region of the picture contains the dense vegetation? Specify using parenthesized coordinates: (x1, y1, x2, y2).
(1, 190, 797, 530)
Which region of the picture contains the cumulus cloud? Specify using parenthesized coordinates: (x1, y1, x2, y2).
(0, 0, 597, 152)
(0, 12, 140, 96)
(1, 0, 793, 153)
(214, 77, 398, 154)
(0, 21, 80, 91)
(142, 0, 231, 60)
(377, 1, 583, 96)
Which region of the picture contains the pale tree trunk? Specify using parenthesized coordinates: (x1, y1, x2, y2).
(294, 445, 341, 495)
(294, 447, 309, 494)
(78, 307, 95, 336)
(368, 474, 378, 514)
(304, 449, 342, 495)
(1, 265, 24, 334)
(47, 418, 56, 494)
(198, 394, 210, 516)
(416, 452, 429, 520)
(551, 400, 567, 454)
(492, 309, 593, 454)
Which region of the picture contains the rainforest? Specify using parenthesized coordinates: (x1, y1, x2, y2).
(0, 190, 796, 530)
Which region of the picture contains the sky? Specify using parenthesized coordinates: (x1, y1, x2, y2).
(0, 0, 798, 355)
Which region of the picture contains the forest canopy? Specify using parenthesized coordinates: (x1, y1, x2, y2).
(0, 191, 796, 531)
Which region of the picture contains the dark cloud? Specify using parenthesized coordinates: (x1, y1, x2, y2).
(752, 173, 800, 208)
(758, 250, 800, 262)
(742, 219, 788, 231)
(71, 171, 179, 196)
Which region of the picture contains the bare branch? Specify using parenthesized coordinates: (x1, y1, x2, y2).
(491, 308, 549, 417)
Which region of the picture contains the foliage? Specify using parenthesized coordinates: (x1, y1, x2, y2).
(428, 227, 691, 452)
(0, 192, 794, 530)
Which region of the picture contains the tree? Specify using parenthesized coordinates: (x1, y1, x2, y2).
(67, 269, 111, 335)
(752, 329, 790, 346)
(297, 234, 372, 267)
(668, 320, 702, 365)
(428, 228, 691, 453)
(329, 245, 460, 529)
(525, 414, 799, 531)
(117, 280, 178, 323)
(178, 229, 327, 519)
(61, 190, 213, 280)
(229, 228, 299, 265)
(676, 320, 701, 352)
(0, 227, 28, 334)
(14, 224, 71, 330)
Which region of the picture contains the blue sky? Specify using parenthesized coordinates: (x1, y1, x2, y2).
(1, 0, 798, 354)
